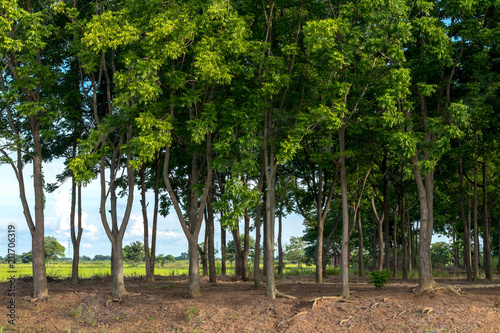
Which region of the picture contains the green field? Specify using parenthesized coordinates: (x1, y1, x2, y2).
(0, 261, 342, 282)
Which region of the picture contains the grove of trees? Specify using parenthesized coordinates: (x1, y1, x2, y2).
(1, 0, 499, 300)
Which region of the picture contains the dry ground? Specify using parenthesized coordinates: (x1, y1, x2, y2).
(1, 274, 499, 332)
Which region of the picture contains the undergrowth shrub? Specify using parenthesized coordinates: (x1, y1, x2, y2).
(368, 269, 391, 289)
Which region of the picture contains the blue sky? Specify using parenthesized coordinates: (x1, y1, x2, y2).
(0, 159, 306, 259)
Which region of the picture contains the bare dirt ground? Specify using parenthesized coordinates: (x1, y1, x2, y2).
(1, 274, 500, 332)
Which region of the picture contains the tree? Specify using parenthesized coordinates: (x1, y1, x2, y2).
(44, 237, 65, 267)
(123, 241, 145, 263)
(284, 236, 306, 268)
(430, 242, 453, 270)
(0, 0, 64, 300)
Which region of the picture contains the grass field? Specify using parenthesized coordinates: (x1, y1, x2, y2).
(0, 260, 338, 282)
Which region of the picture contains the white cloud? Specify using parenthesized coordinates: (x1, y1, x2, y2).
(125, 213, 184, 242)
(81, 243, 92, 248)
(53, 189, 101, 241)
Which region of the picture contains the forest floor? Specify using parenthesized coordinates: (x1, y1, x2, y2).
(1, 273, 500, 332)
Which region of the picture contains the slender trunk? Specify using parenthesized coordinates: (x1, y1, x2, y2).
(150, 158, 160, 282)
(400, 197, 408, 280)
(316, 215, 324, 282)
(393, 208, 398, 277)
(221, 221, 226, 276)
(242, 210, 250, 281)
(232, 227, 242, 278)
(473, 138, 479, 281)
(459, 159, 473, 280)
(201, 231, 209, 277)
(482, 162, 491, 280)
(71, 181, 83, 284)
(358, 211, 364, 277)
(278, 207, 284, 275)
(372, 224, 377, 270)
(140, 169, 151, 281)
(254, 166, 264, 287)
(339, 125, 350, 298)
(382, 155, 390, 270)
(497, 215, 500, 274)
(207, 188, 216, 283)
(408, 216, 413, 274)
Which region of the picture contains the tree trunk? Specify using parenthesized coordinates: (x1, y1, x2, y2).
(242, 210, 250, 281)
(393, 207, 398, 277)
(254, 167, 264, 287)
(339, 125, 350, 298)
(111, 237, 127, 297)
(188, 235, 201, 297)
(71, 181, 83, 284)
(357, 211, 364, 277)
(149, 158, 160, 282)
(32, 119, 48, 299)
(140, 168, 152, 281)
(221, 221, 226, 276)
(278, 207, 284, 275)
(400, 197, 408, 280)
(473, 139, 480, 281)
(413, 162, 435, 292)
(408, 214, 413, 274)
(482, 162, 491, 280)
(207, 188, 216, 283)
(232, 227, 242, 278)
(382, 155, 391, 270)
(459, 159, 473, 279)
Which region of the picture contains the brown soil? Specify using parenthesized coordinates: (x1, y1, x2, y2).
(1, 274, 499, 332)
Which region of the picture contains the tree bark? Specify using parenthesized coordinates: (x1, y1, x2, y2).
(393, 207, 398, 277)
(382, 154, 391, 270)
(413, 160, 435, 292)
(339, 125, 350, 298)
(357, 211, 364, 277)
(482, 162, 491, 280)
(400, 197, 408, 280)
(140, 168, 151, 281)
(31, 118, 49, 299)
(207, 186, 216, 283)
(232, 227, 242, 278)
(242, 210, 250, 281)
(221, 221, 227, 276)
(473, 135, 479, 281)
(254, 165, 265, 287)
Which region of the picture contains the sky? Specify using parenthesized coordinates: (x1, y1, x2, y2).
(0, 158, 306, 259)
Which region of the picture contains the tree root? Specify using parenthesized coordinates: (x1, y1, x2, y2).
(422, 307, 434, 316)
(412, 282, 462, 296)
(105, 292, 142, 307)
(276, 290, 296, 299)
(392, 310, 406, 318)
(277, 311, 308, 327)
(22, 296, 48, 303)
(339, 315, 352, 326)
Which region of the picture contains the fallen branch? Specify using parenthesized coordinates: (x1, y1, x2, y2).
(370, 302, 379, 309)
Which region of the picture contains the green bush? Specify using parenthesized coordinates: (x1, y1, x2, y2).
(368, 269, 391, 289)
